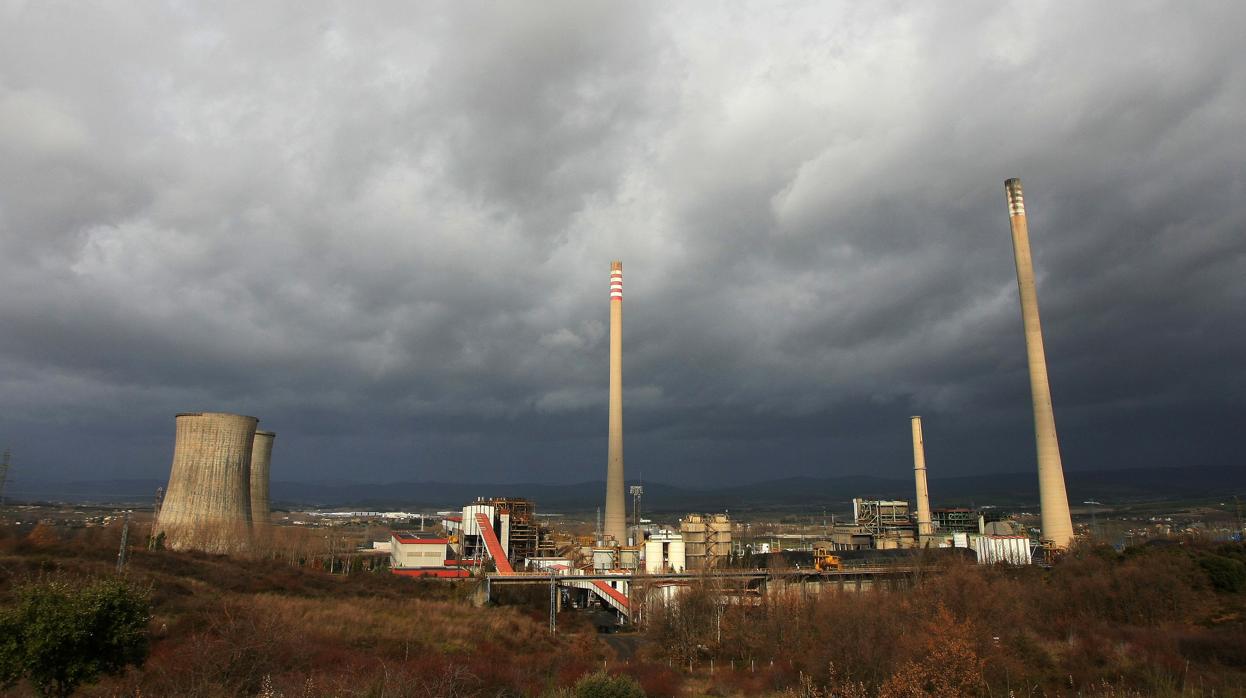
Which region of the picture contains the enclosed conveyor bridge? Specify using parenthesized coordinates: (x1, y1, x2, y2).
(473, 513, 631, 617)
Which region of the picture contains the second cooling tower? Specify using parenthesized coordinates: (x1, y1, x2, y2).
(249, 430, 275, 530)
(155, 412, 257, 553)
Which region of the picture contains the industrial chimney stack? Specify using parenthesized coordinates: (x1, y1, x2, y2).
(910, 416, 934, 541)
(155, 412, 257, 553)
(604, 261, 627, 544)
(1004, 178, 1074, 549)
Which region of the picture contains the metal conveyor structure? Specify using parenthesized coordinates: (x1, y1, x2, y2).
(474, 513, 630, 617)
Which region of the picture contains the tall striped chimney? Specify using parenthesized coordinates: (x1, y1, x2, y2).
(604, 261, 627, 545)
(910, 416, 934, 540)
(1005, 178, 1074, 549)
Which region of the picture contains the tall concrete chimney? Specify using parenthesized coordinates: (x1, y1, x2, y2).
(910, 416, 934, 540)
(155, 412, 257, 553)
(249, 430, 275, 530)
(604, 261, 627, 544)
(1005, 178, 1074, 549)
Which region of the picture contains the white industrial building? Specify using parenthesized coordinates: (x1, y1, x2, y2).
(390, 532, 451, 570)
(946, 532, 1034, 565)
(971, 535, 1033, 565)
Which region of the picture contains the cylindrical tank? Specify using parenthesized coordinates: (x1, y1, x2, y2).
(155, 412, 257, 553)
(249, 431, 275, 529)
(668, 537, 686, 573)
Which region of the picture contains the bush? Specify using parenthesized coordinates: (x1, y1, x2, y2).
(1199, 555, 1246, 593)
(574, 670, 647, 698)
(0, 577, 150, 697)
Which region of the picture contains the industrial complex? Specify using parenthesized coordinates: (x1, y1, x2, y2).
(147, 180, 1076, 623)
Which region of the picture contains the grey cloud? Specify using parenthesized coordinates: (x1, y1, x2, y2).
(0, 1, 1243, 488)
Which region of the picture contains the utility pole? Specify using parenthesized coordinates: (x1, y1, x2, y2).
(1233, 496, 1244, 541)
(549, 569, 557, 635)
(116, 511, 131, 574)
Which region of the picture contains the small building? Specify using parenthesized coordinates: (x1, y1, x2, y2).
(390, 532, 468, 577)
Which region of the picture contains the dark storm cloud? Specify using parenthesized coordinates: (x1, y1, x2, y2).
(1, 1, 1243, 487)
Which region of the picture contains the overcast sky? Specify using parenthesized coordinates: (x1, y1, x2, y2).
(1, 1, 1243, 488)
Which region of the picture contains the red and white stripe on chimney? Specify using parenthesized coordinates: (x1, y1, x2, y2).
(610, 264, 622, 301)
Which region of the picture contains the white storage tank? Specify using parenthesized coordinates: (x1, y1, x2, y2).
(644, 531, 686, 573)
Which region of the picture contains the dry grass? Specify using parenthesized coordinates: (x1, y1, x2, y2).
(0, 522, 607, 697)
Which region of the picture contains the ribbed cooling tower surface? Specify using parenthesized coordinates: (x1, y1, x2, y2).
(155, 412, 257, 554)
(249, 431, 275, 530)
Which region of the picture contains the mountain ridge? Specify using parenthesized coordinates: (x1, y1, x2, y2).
(10, 464, 1244, 511)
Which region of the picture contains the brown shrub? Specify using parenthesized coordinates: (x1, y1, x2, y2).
(877, 606, 983, 698)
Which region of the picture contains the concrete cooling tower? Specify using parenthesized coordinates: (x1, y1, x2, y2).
(155, 412, 257, 553)
(249, 430, 275, 529)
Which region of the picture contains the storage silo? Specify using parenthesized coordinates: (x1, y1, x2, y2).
(155, 412, 257, 553)
(249, 430, 275, 529)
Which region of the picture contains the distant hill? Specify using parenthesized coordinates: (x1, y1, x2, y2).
(10, 465, 1245, 513)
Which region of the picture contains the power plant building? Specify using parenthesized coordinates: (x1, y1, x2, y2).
(681, 513, 731, 570)
(1004, 178, 1075, 549)
(155, 412, 257, 554)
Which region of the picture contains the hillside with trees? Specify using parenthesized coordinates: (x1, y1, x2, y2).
(1, 520, 1245, 696)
